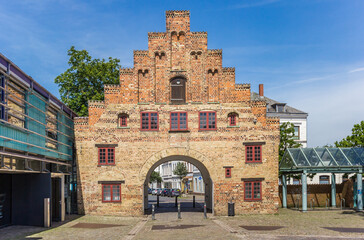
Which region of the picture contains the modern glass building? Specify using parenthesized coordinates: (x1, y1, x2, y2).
(0, 53, 77, 227)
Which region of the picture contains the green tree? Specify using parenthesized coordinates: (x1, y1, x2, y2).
(279, 122, 302, 180)
(55, 46, 121, 116)
(149, 171, 162, 184)
(279, 122, 302, 161)
(335, 121, 364, 147)
(173, 162, 188, 180)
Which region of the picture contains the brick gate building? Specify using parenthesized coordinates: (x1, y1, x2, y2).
(75, 10, 280, 216)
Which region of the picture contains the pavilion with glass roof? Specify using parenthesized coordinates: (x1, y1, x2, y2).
(279, 147, 364, 212)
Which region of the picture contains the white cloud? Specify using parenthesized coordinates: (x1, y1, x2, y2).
(273, 74, 364, 147)
(348, 67, 364, 73)
(230, 0, 281, 9)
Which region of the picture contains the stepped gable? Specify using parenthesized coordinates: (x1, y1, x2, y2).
(99, 10, 258, 105)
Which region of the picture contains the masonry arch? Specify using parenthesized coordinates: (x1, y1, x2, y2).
(140, 150, 214, 214)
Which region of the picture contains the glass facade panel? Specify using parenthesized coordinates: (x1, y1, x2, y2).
(7, 80, 25, 128)
(280, 147, 364, 172)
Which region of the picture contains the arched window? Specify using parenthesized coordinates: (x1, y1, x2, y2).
(228, 113, 238, 126)
(118, 113, 128, 127)
(170, 78, 186, 104)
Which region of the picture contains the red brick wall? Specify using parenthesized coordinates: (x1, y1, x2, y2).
(75, 10, 280, 216)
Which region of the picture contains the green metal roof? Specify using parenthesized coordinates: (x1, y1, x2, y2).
(280, 148, 364, 173)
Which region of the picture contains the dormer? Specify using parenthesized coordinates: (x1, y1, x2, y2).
(272, 103, 286, 113)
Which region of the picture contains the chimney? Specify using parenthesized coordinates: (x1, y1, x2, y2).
(259, 84, 264, 97)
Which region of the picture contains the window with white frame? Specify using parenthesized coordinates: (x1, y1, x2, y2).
(293, 126, 300, 140)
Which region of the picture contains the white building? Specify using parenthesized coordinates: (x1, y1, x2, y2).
(252, 85, 308, 148)
(192, 166, 205, 194)
(152, 161, 195, 190)
(254, 84, 348, 185)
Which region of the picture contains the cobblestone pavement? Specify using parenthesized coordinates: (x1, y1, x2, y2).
(1, 199, 364, 240)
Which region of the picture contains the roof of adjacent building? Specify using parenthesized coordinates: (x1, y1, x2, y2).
(0, 53, 77, 118)
(251, 91, 308, 118)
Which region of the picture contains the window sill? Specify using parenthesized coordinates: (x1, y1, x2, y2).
(207, 102, 220, 104)
(97, 164, 116, 167)
(245, 161, 263, 164)
(191, 102, 203, 104)
(169, 102, 188, 105)
(117, 126, 130, 129)
(227, 125, 240, 128)
(102, 201, 122, 203)
(137, 102, 150, 105)
(244, 199, 262, 202)
(169, 130, 190, 133)
(140, 130, 159, 132)
(198, 129, 217, 132)
(155, 102, 167, 105)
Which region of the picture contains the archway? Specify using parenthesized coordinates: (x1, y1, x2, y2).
(142, 155, 213, 214)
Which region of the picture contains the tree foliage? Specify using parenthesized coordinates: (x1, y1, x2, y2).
(335, 121, 364, 147)
(279, 122, 302, 161)
(173, 162, 188, 180)
(149, 171, 162, 184)
(55, 46, 121, 116)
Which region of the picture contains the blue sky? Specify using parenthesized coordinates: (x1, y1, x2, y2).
(1, 0, 363, 147)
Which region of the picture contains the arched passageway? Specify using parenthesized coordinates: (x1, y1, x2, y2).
(143, 155, 213, 214)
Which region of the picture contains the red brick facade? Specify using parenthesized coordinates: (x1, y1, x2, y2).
(75, 10, 280, 216)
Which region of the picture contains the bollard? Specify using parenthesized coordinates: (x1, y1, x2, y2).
(193, 195, 195, 208)
(178, 203, 181, 219)
(152, 204, 155, 220)
(157, 195, 159, 207)
(310, 199, 315, 210)
(326, 198, 330, 209)
(44, 198, 50, 227)
(67, 196, 71, 215)
(204, 202, 207, 219)
(295, 197, 300, 210)
(175, 196, 178, 207)
(341, 198, 346, 210)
